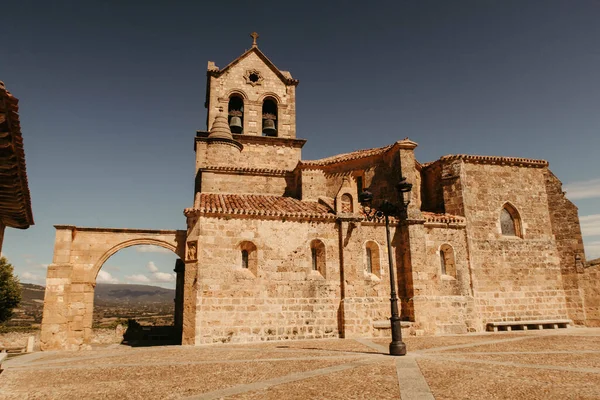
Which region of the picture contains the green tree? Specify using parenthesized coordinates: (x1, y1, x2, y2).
(0, 257, 21, 323)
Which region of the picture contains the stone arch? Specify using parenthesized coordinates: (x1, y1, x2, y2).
(40, 225, 187, 351)
(92, 238, 179, 281)
(225, 88, 249, 100)
(257, 91, 282, 104)
(500, 202, 522, 238)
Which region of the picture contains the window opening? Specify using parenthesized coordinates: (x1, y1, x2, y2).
(366, 248, 373, 273)
(241, 250, 249, 269)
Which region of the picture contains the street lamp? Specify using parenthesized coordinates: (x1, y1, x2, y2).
(359, 177, 412, 356)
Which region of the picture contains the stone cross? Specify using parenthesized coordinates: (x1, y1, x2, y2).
(250, 32, 259, 47)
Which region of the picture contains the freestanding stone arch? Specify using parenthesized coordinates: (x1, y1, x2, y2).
(40, 225, 187, 351)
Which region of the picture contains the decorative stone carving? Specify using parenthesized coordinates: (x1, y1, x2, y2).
(186, 241, 198, 261)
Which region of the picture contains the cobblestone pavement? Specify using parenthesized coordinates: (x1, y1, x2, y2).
(1, 328, 599, 399)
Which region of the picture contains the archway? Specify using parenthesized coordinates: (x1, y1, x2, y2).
(92, 244, 181, 347)
(40, 225, 188, 351)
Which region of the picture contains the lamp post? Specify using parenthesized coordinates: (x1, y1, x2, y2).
(359, 177, 412, 356)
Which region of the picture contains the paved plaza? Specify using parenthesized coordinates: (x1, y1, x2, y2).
(1, 328, 600, 399)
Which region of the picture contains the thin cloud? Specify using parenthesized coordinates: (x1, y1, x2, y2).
(135, 245, 173, 254)
(97, 270, 119, 284)
(147, 261, 159, 273)
(126, 274, 151, 283)
(153, 272, 176, 282)
(580, 214, 600, 237)
(585, 240, 600, 260)
(564, 178, 600, 200)
(21, 271, 44, 283)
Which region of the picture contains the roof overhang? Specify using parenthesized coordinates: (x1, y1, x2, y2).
(0, 82, 34, 228)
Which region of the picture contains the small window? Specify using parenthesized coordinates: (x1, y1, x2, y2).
(365, 241, 381, 278)
(500, 204, 522, 237)
(310, 239, 326, 276)
(341, 193, 353, 213)
(241, 250, 249, 269)
(439, 244, 456, 278)
(239, 241, 257, 275)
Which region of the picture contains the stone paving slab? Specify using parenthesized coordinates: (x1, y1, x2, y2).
(1, 328, 600, 399)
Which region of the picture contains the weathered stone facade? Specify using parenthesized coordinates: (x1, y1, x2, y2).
(41, 37, 599, 350)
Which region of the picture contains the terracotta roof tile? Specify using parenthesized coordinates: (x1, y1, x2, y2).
(185, 194, 336, 219)
(0, 82, 33, 228)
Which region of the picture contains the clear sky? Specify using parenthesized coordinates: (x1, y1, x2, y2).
(1, 0, 599, 288)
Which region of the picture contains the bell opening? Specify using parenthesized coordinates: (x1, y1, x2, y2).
(262, 98, 277, 137)
(228, 95, 244, 134)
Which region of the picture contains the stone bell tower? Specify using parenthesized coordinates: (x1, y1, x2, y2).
(204, 32, 299, 138)
(194, 33, 306, 202)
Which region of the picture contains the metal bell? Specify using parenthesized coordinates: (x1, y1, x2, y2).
(229, 116, 243, 133)
(262, 119, 277, 136)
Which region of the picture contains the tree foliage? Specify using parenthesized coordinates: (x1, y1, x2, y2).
(0, 256, 21, 323)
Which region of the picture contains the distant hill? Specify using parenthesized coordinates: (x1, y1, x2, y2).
(20, 282, 175, 305)
(94, 284, 175, 306)
(6, 283, 175, 329)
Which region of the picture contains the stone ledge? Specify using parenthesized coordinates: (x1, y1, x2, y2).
(486, 319, 572, 332)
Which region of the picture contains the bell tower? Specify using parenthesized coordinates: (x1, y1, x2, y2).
(194, 34, 306, 200)
(204, 32, 299, 138)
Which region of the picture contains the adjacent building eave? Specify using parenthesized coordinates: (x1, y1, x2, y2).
(0, 82, 34, 228)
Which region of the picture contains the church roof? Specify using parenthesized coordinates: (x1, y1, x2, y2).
(185, 194, 335, 219)
(0, 82, 34, 229)
(299, 139, 418, 168)
(420, 154, 549, 169)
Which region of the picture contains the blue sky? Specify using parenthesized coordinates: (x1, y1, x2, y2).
(1, 0, 599, 288)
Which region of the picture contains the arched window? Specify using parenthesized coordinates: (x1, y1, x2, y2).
(365, 241, 381, 277)
(239, 241, 257, 275)
(241, 250, 249, 269)
(341, 193, 353, 213)
(439, 244, 456, 278)
(500, 203, 522, 237)
(262, 97, 278, 137)
(228, 95, 244, 134)
(310, 239, 326, 276)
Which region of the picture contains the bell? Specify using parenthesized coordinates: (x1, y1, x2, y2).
(229, 116, 243, 133)
(262, 119, 277, 136)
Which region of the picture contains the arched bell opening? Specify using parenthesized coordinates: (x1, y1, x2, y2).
(262, 97, 278, 137)
(228, 95, 244, 134)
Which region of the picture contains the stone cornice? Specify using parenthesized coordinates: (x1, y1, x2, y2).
(439, 154, 549, 168)
(53, 225, 185, 235)
(196, 131, 306, 149)
(199, 166, 291, 177)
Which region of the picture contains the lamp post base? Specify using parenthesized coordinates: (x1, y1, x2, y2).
(389, 341, 407, 356)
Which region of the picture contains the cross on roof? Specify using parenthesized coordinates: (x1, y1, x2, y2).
(250, 32, 259, 47)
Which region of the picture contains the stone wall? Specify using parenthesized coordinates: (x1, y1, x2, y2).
(199, 171, 291, 196)
(189, 215, 342, 343)
(455, 162, 568, 325)
(544, 170, 587, 324)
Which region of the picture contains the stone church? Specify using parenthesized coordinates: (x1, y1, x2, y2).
(181, 35, 599, 344)
(40, 35, 600, 350)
